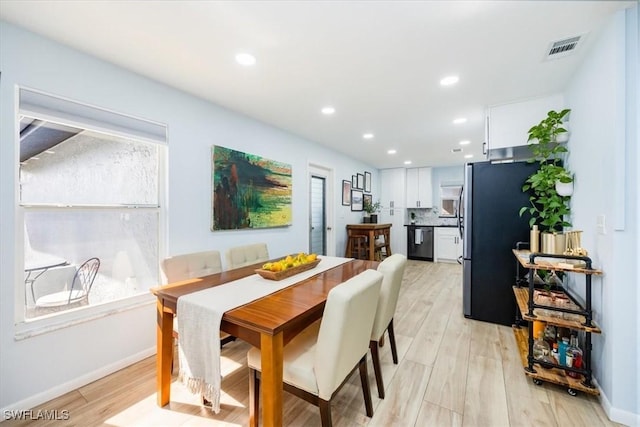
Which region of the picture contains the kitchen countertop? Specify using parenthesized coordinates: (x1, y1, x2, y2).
(405, 223, 458, 227)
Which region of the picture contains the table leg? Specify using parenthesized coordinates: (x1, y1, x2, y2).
(368, 231, 375, 261)
(345, 231, 352, 257)
(259, 332, 284, 427)
(157, 300, 174, 406)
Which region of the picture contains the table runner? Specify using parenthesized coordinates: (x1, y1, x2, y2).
(177, 255, 352, 412)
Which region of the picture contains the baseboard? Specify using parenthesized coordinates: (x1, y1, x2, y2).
(0, 346, 156, 423)
(598, 380, 640, 427)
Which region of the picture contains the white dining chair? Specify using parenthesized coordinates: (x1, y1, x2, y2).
(369, 253, 407, 399)
(161, 250, 223, 282)
(160, 250, 233, 373)
(224, 243, 269, 270)
(247, 269, 383, 427)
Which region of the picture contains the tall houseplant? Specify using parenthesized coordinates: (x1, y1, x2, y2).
(519, 109, 572, 232)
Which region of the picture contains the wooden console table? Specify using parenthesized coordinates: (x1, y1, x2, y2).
(345, 223, 392, 261)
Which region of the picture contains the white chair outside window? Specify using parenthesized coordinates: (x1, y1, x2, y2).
(34, 257, 100, 315)
(247, 269, 383, 427)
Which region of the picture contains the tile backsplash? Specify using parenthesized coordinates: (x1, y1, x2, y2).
(407, 208, 458, 226)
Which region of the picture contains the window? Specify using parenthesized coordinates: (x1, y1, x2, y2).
(18, 89, 166, 325)
(439, 184, 462, 217)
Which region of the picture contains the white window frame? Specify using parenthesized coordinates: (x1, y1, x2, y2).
(14, 87, 168, 339)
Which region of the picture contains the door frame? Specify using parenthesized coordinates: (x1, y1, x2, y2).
(308, 163, 335, 256)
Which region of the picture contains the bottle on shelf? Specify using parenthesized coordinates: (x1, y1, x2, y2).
(566, 333, 583, 378)
(552, 342, 559, 364)
(543, 324, 556, 348)
(558, 336, 569, 366)
(533, 331, 550, 361)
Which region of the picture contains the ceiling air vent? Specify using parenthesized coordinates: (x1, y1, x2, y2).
(545, 35, 583, 60)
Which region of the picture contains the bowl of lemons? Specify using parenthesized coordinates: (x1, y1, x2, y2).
(255, 253, 320, 280)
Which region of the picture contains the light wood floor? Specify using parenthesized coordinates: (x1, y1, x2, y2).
(7, 261, 621, 427)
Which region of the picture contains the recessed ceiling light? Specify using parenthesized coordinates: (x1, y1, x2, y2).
(464, 154, 474, 159)
(404, 160, 412, 165)
(440, 75, 459, 86)
(235, 53, 256, 66)
(363, 133, 374, 139)
(451, 148, 463, 153)
(321, 106, 335, 115)
(453, 117, 467, 124)
(387, 149, 397, 155)
(459, 140, 471, 145)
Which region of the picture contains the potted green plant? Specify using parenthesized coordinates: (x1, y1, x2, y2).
(519, 109, 572, 252)
(364, 199, 381, 223)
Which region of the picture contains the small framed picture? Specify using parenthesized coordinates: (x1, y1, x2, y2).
(357, 173, 364, 190)
(351, 189, 364, 211)
(352, 175, 357, 188)
(363, 193, 372, 209)
(342, 180, 352, 206)
(364, 171, 372, 193)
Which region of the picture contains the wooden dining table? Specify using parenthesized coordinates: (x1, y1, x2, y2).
(150, 257, 378, 427)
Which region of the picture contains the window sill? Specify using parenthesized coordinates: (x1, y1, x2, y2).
(14, 293, 154, 341)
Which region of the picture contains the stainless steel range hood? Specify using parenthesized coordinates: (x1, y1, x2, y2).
(486, 144, 534, 163)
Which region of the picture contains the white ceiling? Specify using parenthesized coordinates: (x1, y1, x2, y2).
(0, 1, 634, 169)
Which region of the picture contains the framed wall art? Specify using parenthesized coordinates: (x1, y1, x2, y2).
(352, 174, 358, 188)
(211, 145, 292, 230)
(364, 171, 372, 193)
(351, 189, 363, 211)
(342, 180, 352, 206)
(364, 171, 371, 193)
(363, 193, 372, 209)
(357, 173, 364, 190)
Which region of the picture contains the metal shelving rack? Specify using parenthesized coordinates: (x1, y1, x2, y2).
(512, 248, 603, 396)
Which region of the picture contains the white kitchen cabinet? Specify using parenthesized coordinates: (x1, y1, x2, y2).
(486, 94, 565, 151)
(378, 208, 407, 256)
(380, 168, 406, 208)
(434, 227, 462, 263)
(405, 167, 432, 208)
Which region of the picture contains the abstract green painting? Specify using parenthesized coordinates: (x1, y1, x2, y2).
(212, 145, 292, 230)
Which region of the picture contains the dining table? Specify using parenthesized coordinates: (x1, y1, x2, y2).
(150, 256, 378, 427)
(24, 251, 68, 304)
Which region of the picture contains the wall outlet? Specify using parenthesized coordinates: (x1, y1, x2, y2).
(596, 214, 606, 235)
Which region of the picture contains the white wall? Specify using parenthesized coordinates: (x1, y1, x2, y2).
(0, 21, 376, 411)
(564, 6, 638, 425)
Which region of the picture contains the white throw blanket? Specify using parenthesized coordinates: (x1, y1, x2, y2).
(177, 255, 351, 412)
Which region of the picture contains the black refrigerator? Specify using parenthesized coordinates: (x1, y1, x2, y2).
(462, 160, 539, 326)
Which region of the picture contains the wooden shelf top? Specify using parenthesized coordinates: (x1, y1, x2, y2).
(512, 326, 599, 396)
(513, 249, 603, 275)
(513, 287, 601, 333)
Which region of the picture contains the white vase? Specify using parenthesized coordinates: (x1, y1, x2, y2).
(555, 180, 573, 196)
(555, 131, 570, 143)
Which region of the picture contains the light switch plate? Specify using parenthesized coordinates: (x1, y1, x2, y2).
(597, 214, 606, 235)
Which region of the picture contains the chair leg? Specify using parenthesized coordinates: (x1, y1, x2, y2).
(249, 368, 260, 427)
(388, 319, 398, 364)
(319, 399, 332, 427)
(369, 340, 385, 399)
(358, 356, 374, 417)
